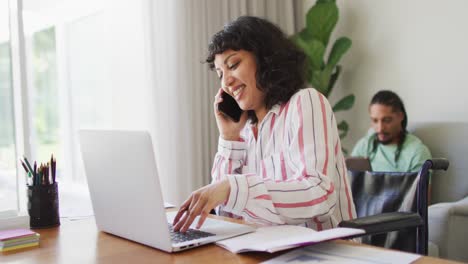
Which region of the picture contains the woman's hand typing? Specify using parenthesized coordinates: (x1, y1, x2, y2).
(172, 179, 231, 232)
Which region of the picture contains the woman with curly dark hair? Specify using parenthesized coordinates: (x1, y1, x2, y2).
(173, 16, 356, 233)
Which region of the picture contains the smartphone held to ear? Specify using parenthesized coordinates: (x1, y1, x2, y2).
(217, 92, 243, 122)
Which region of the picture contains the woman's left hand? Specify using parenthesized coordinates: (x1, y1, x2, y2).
(214, 88, 248, 141)
(172, 179, 230, 232)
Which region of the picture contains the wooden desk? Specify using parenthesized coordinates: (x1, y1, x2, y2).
(1, 217, 461, 264)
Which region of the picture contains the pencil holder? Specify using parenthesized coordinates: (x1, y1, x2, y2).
(27, 182, 60, 228)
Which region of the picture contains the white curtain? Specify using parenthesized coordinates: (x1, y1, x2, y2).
(142, 0, 304, 205)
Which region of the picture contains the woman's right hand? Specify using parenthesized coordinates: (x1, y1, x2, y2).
(214, 88, 248, 141)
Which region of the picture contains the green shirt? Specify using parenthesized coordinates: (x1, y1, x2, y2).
(351, 131, 432, 172)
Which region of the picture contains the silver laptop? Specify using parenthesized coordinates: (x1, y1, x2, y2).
(79, 130, 255, 252)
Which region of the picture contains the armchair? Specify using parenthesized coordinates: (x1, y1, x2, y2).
(411, 122, 468, 262)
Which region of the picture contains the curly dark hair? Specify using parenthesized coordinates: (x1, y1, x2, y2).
(206, 16, 308, 123)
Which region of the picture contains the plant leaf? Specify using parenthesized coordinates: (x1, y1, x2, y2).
(310, 70, 322, 92)
(292, 31, 324, 71)
(325, 37, 351, 72)
(306, 2, 338, 46)
(342, 147, 348, 155)
(298, 27, 314, 42)
(326, 65, 341, 97)
(337, 120, 349, 139)
(317, 0, 336, 3)
(332, 94, 355, 112)
(311, 70, 331, 95)
(305, 42, 325, 71)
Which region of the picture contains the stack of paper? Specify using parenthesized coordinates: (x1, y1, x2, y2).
(0, 229, 40, 252)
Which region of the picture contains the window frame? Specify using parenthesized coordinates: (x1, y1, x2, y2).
(6, 0, 31, 214)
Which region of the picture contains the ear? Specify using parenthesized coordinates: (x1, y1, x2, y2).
(396, 111, 404, 123)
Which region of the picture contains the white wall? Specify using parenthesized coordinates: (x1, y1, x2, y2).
(306, 0, 468, 150)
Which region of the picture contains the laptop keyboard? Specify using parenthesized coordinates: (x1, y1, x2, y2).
(168, 223, 215, 243)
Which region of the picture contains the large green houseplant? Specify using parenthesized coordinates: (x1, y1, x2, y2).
(292, 0, 354, 148)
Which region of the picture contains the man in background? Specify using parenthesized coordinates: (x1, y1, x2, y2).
(351, 90, 431, 172)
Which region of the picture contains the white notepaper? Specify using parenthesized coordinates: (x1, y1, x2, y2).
(216, 225, 365, 253)
(262, 241, 421, 264)
(164, 202, 175, 208)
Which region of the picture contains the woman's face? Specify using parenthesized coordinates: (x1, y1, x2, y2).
(214, 49, 265, 113)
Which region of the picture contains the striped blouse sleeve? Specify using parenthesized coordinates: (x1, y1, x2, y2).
(222, 89, 339, 225)
(211, 135, 247, 183)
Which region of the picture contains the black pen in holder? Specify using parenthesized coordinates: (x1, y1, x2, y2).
(27, 182, 60, 228)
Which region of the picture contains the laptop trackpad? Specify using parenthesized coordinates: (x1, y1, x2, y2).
(166, 211, 255, 237)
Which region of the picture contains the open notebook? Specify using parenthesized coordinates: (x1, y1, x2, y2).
(216, 225, 365, 253)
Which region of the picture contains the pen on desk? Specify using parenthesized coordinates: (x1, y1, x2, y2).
(32, 165, 35, 185)
(50, 155, 53, 184)
(50, 165, 53, 184)
(45, 163, 50, 185)
(38, 163, 43, 186)
(36, 164, 42, 186)
(23, 156, 34, 174)
(41, 165, 45, 185)
(51, 156, 56, 184)
(20, 157, 33, 186)
(33, 161, 37, 179)
(20, 158, 29, 173)
(27, 171, 32, 186)
(45, 164, 49, 185)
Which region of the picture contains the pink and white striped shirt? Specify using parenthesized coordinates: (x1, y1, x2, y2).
(212, 88, 356, 230)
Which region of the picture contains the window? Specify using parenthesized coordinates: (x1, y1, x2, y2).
(30, 27, 61, 168)
(18, 0, 110, 217)
(0, 0, 111, 216)
(1, 0, 149, 218)
(0, 0, 17, 212)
